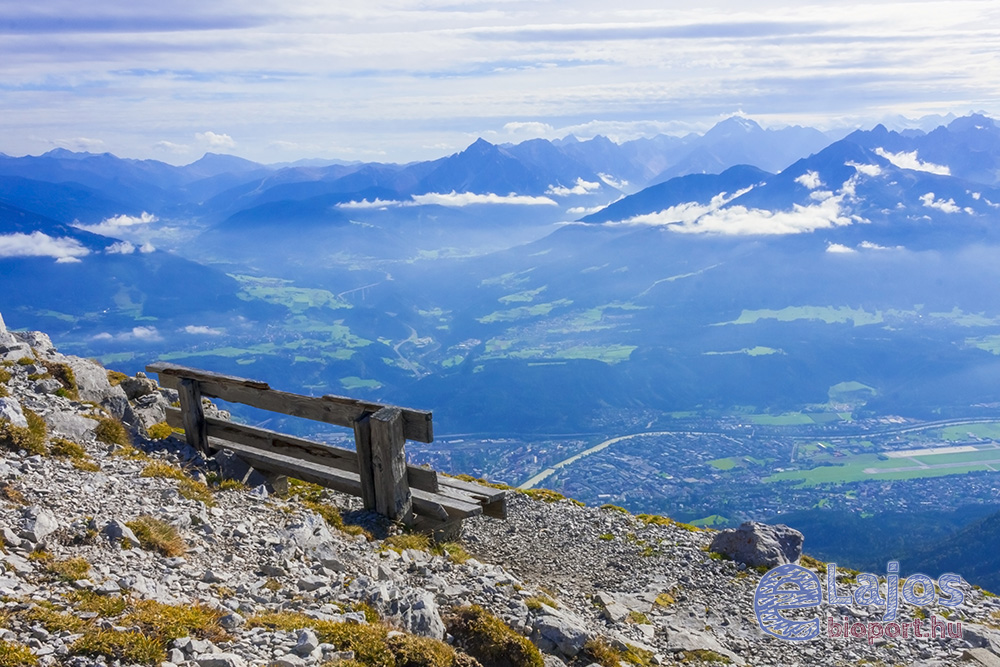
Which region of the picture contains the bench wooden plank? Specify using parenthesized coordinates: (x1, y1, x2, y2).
(437, 476, 507, 518)
(208, 438, 481, 520)
(164, 408, 439, 492)
(148, 362, 433, 443)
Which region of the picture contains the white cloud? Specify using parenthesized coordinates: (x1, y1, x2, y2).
(501, 121, 555, 137)
(795, 171, 824, 189)
(182, 325, 224, 335)
(92, 326, 162, 342)
(859, 241, 890, 250)
(546, 178, 601, 196)
(605, 187, 754, 227)
(75, 212, 159, 236)
(0, 232, 90, 262)
(598, 173, 628, 189)
(826, 243, 856, 253)
(131, 326, 161, 341)
(567, 204, 607, 215)
(139, 242, 156, 253)
(410, 191, 557, 206)
(669, 195, 855, 236)
(105, 241, 136, 254)
(875, 148, 950, 175)
(605, 177, 863, 236)
(196, 131, 236, 149)
(919, 192, 961, 213)
(337, 198, 406, 209)
(846, 161, 883, 177)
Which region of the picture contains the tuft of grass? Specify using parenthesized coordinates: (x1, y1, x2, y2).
(520, 488, 567, 503)
(50, 437, 87, 459)
(50, 437, 101, 471)
(20, 604, 86, 633)
(450, 474, 514, 491)
(600, 503, 629, 514)
(799, 554, 826, 574)
(246, 612, 393, 666)
(0, 368, 11, 384)
(654, 592, 675, 607)
(146, 422, 173, 440)
(679, 649, 732, 664)
(432, 542, 472, 564)
(0, 408, 49, 456)
(141, 460, 187, 480)
(126, 515, 185, 557)
(384, 533, 431, 553)
(106, 370, 128, 386)
(627, 611, 650, 625)
(599, 533, 614, 541)
(111, 445, 149, 460)
(46, 556, 91, 582)
(94, 417, 130, 447)
(67, 591, 128, 617)
(636, 514, 701, 531)
(40, 360, 78, 400)
(216, 478, 248, 491)
(70, 630, 165, 665)
(141, 461, 215, 506)
(0, 484, 26, 505)
(123, 599, 226, 642)
(583, 637, 654, 667)
(387, 633, 460, 667)
(524, 594, 558, 611)
(446, 605, 543, 667)
(0, 640, 38, 667)
(16, 357, 33, 366)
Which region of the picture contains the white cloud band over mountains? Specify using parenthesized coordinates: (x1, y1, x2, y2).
(338, 191, 558, 208)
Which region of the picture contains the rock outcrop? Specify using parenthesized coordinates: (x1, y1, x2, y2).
(708, 520, 804, 568)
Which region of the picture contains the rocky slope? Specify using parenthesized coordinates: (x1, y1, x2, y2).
(2, 315, 1000, 667)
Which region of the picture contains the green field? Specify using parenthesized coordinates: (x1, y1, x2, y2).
(477, 299, 573, 323)
(911, 448, 1000, 465)
(708, 457, 739, 470)
(937, 423, 1000, 441)
(703, 346, 782, 357)
(340, 376, 381, 390)
(721, 305, 884, 327)
(750, 412, 815, 426)
(766, 447, 1000, 486)
(232, 274, 351, 313)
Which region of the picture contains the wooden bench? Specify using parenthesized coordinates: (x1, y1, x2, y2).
(146, 362, 505, 534)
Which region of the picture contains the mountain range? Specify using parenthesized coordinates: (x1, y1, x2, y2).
(5, 113, 1000, 582)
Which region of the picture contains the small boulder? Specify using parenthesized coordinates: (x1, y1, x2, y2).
(20, 507, 59, 544)
(0, 398, 28, 428)
(708, 521, 803, 568)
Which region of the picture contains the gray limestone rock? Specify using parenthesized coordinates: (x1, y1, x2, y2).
(20, 506, 59, 544)
(43, 411, 96, 440)
(120, 374, 159, 401)
(0, 397, 28, 428)
(194, 653, 246, 667)
(708, 521, 803, 568)
(102, 519, 141, 548)
(531, 609, 590, 658)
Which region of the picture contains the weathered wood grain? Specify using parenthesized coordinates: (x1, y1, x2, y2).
(177, 378, 208, 454)
(370, 407, 411, 521)
(163, 408, 438, 492)
(147, 362, 433, 443)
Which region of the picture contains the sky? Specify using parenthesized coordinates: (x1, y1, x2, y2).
(1, 0, 998, 165)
